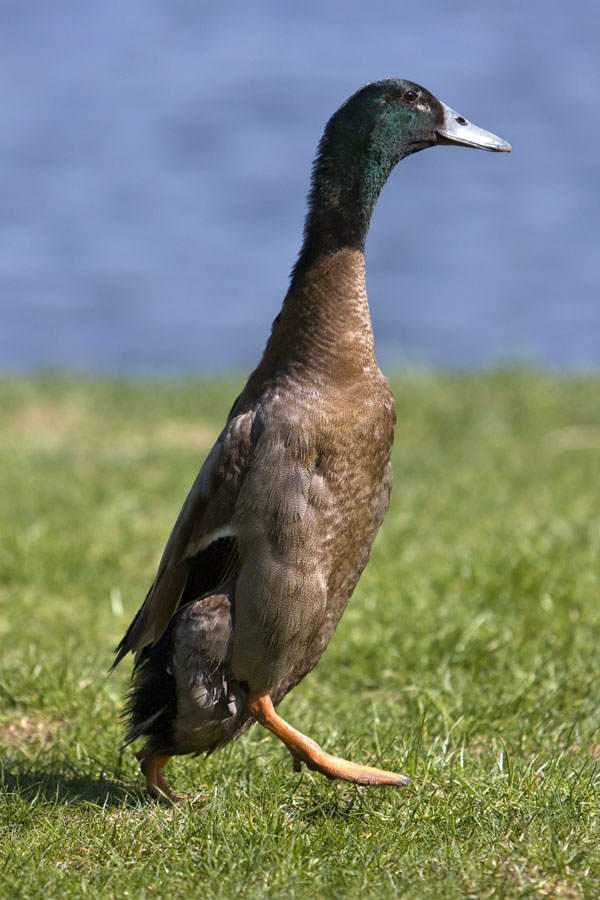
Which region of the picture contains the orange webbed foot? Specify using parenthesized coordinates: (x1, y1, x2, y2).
(136, 750, 183, 802)
(135, 751, 209, 804)
(248, 692, 412, 787)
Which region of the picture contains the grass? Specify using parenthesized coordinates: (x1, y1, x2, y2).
(1, 370, 599, 899)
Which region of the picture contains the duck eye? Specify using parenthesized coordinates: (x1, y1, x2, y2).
(405, 90, 417, 103)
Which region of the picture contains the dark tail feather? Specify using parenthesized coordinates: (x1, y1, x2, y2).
(121, 632, 177, 751)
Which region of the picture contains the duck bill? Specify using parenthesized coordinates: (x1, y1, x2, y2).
(437, 102, 511, 152)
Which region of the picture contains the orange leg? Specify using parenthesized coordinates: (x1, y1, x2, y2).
(135, 750, 182, 802)
(247, 692, 412, 787)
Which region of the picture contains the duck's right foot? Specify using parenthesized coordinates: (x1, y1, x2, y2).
(136, 750, 184, 803)
(135, 751, 210, 803)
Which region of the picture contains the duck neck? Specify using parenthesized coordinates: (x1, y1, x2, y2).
(292, 112, 400, 281)
(256, 106, 410, 382)
(260, 248, 378, 381)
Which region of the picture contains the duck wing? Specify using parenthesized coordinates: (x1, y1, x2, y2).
(112, 403, 258, 668)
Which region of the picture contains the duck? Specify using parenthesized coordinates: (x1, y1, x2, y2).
(113, 79, 510, 801)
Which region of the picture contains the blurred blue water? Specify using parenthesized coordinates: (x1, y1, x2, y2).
(0, 0, 598, 374)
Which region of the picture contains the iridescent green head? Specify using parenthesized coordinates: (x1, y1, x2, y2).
(293, 78, 510, 279)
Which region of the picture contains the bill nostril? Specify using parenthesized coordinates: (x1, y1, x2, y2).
(455, 116, 467, 125)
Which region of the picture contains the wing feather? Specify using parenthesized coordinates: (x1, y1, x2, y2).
(112, 406, 257, 667)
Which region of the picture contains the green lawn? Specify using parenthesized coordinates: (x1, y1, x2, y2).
(1, 372, 599, 899)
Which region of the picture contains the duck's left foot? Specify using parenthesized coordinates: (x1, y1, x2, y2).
(248, 692, 412, 787)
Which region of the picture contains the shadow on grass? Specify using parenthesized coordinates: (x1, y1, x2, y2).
(279, 779, 415, 825)
(1, 760, 145, 809)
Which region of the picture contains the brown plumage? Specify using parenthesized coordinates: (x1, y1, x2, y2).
(113, 79, 510, 799)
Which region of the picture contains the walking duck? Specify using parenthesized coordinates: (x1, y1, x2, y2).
(113, 79, 510, 800)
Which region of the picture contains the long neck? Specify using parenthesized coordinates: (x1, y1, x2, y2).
(252, 108, 411, 383)
(292, 116, 400, 281)
(255, 249, 377, 383)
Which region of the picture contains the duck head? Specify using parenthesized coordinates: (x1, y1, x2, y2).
(294, 78, 510, 279)
(332, 78, 510, 162)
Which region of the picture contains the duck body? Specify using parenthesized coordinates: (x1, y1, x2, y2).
(126, 249, 395, 761)
(115, 79, 510, 798)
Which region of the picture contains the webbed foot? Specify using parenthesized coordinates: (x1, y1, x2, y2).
(135, 750, 209, 803)
(247, 692, 412, 787)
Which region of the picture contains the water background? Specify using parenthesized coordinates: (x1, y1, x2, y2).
(1, 1, 599, 375)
